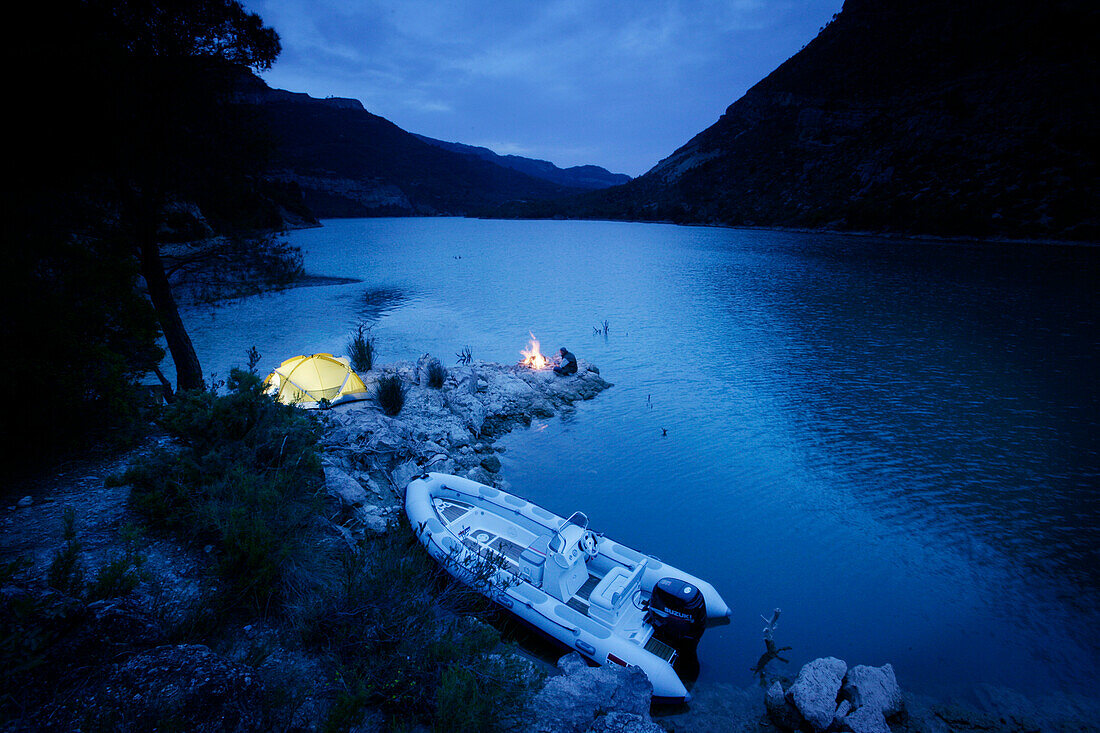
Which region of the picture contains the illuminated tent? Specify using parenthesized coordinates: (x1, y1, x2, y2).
(262, 354, 369, 408)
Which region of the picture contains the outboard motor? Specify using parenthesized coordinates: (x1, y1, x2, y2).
(647, 577, 707, 652)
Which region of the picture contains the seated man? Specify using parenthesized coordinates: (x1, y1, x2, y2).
(554, 347, 578, 376)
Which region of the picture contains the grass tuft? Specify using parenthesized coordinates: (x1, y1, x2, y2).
(347, 324, 375, 373)
(426, 360, 447, 389)
(374, 374, 406, 416)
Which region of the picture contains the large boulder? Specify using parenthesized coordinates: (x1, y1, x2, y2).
(323, 463, 369, 507)
(390, 459, 421, 492)
(788, 657, 847, 732)
(529, 652, 658, 733)
(841, 663, 903, 719)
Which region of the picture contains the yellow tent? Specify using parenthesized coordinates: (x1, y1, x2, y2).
(263, 353, 369, 408)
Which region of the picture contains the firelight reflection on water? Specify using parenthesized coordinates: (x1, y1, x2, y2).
(178, 218, 1099, 704)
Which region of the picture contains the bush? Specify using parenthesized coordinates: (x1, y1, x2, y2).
(126, 368, 321, 611)
(374, 374, 406, 416)
(47, 509, 84, 596)
(347, 324, 374, 373)
(426, 359, 447, 389)
(297, 527, 539, 732)
(85, 524, 148, 601)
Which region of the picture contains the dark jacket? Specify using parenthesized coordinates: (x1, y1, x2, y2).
(557, 349, 578, 375)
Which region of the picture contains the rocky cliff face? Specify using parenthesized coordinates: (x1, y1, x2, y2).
(552, 0, 1098, 241)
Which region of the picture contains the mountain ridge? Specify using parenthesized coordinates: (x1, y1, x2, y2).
(412, 135, 630, 190)
(230, 70, 595, 218)
(229, 70, 629, 220)
(501, 0, 1098, 241)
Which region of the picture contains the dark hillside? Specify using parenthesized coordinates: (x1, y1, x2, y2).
(519, 0, 1098, 240)
(230, 72, 582, 217)
(414, 135, 631, 190)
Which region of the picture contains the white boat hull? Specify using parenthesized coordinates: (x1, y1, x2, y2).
(405, 472, 730, 703)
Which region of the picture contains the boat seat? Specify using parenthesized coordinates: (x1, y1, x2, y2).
(588, 559, 648, 620)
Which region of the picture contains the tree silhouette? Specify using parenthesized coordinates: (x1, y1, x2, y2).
(4, 1, 283, 471)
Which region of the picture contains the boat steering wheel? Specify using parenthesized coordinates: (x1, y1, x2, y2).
(582, 530, 600, 559)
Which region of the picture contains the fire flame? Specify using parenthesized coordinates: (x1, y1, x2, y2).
(520, 333, 550, 369)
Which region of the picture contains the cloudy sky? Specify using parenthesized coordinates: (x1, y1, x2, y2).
(241, 0, 843, 177)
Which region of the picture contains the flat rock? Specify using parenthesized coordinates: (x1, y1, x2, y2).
(449, 365, 478, 395)
(445, 390, 487, 434)
(390, 460, 421, 491)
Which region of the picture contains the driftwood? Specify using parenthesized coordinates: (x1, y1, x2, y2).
(752, 608, 792, 678)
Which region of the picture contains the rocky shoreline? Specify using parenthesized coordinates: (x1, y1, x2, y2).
(315, 356, 613, 539)
(3, 357, 1096, 731)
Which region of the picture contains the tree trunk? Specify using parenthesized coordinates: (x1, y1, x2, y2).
(137, 216, 204, 392)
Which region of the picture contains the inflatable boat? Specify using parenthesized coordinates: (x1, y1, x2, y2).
(405, 472, 731, 702)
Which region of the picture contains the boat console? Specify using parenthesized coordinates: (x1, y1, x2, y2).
(543, 511, 591, 601)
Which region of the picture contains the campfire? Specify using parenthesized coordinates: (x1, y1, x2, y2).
(520, 333, 552, 370)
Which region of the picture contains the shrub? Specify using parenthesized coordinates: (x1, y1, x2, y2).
(347, 324, 374, 373)
(426, 360, 447, 389)
(374, 374, 406, 416)
(126, 368, 321, 611)
(85, 524, 148, 601)
(298, 527, 539, 732)
(47, 509, 84, 596)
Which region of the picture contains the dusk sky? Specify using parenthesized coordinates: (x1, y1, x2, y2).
(242, 0, 844, 177)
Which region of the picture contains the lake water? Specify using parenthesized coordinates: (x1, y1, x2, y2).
(179, 218, 1099, 704)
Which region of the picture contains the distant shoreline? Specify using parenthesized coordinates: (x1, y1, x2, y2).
(312, 215, 1100, 249)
